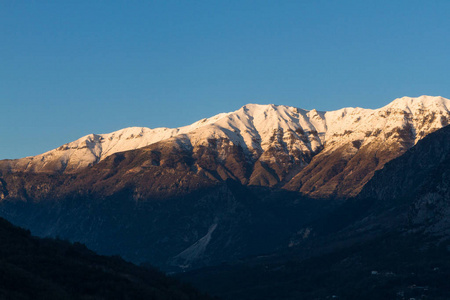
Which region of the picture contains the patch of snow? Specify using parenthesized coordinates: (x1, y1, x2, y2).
(171, 223, 218, 268)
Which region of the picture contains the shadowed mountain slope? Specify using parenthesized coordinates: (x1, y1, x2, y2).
(0, 181, 336, 271)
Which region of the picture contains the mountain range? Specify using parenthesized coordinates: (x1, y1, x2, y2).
(1, 95, 450, 275)
(1, 95, 449, 199)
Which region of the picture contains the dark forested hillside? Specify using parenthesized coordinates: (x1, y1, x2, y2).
(0, 217, 212, 300)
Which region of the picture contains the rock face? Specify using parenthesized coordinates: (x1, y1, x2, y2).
(299, 123, 450, 247)
(1, 95, 450, 199)
(358, 124, 450, 236)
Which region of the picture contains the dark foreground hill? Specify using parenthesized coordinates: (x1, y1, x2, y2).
(0, 217, 212, 300)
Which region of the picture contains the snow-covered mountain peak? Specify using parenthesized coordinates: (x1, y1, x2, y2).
(384, 95, 450, 112)
(317, 96, 450, 149)
(2, 96, 450, 175)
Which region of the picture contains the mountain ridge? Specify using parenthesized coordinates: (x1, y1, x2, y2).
(5, 95, 449, 170)
(1, 95, 450, 199)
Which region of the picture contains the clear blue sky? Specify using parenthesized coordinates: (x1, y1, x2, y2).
(1, 1, 449, 159)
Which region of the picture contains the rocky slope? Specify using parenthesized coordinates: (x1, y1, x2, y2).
(358, 123, 450, 236)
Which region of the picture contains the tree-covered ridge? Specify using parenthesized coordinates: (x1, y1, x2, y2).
(0, 217, 212, 300)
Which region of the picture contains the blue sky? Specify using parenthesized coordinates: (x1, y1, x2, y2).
(1, 1, 449, 159)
